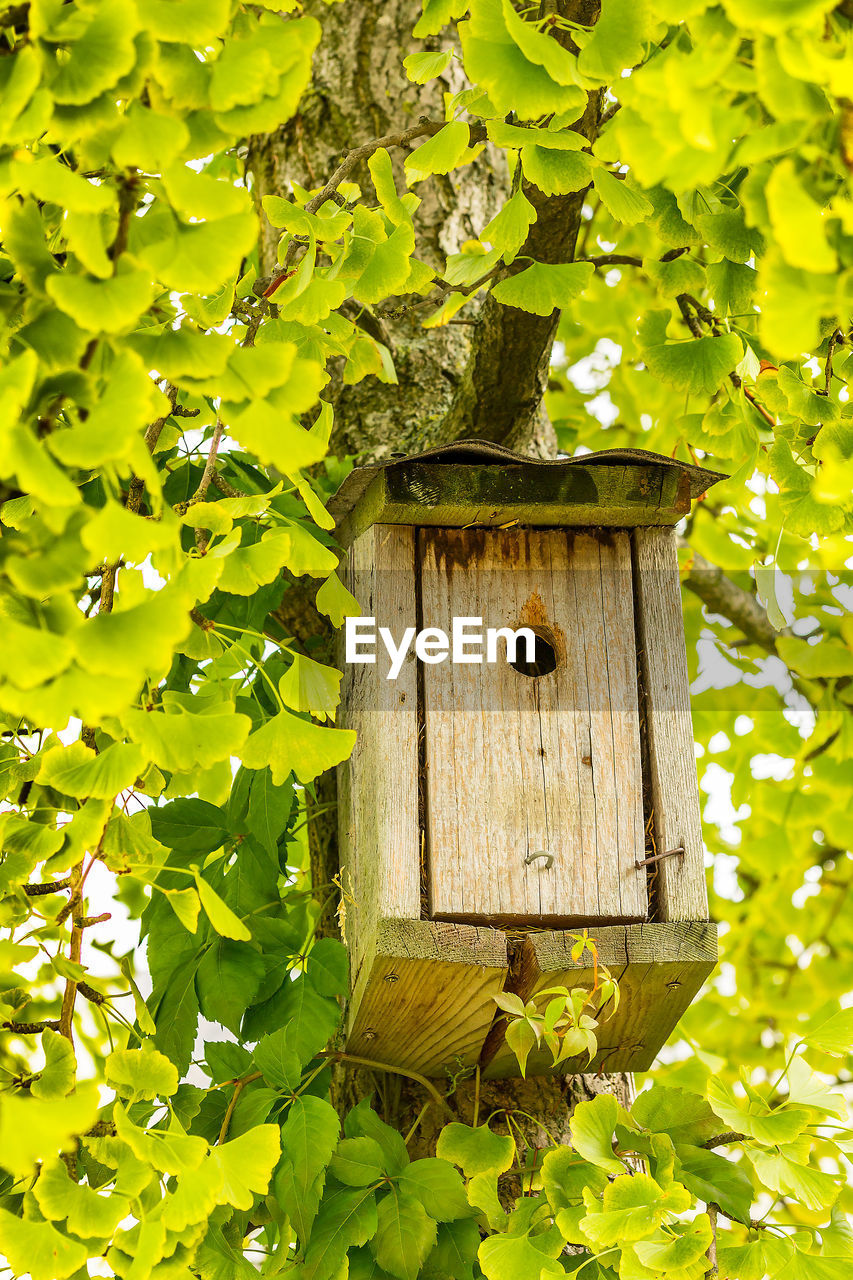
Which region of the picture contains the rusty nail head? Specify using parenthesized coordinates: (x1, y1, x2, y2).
(364, 1029, 377, 1041)
(384, 973, 399, 983)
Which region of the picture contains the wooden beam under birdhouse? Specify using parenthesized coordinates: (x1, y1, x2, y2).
(481, 921, 718, 1079)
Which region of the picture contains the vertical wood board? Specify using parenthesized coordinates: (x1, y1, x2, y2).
(632, 528, 708, 922)
(419, 527, 646, 924)
(337, 525, 421, 999)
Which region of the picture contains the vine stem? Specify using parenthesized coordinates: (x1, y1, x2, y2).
(324, 1051, 449, 1112)
(218, 1071, 262, 1144)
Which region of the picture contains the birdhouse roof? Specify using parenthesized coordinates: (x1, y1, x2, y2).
(328, 439, 726, 545)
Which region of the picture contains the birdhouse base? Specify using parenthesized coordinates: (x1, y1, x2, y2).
(345, 920, 717, 1079)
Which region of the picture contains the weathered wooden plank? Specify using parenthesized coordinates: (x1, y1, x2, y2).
(337, 525, 421, 1005)
(335, 462, 691, 546)
(482, 922, 718, 1078)
(419, 528, 646, 925)
(632, 528, 708, 923)
(347, 919, 508, 1075)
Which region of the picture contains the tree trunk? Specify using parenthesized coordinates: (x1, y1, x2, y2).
(246, 0, 631, 1160)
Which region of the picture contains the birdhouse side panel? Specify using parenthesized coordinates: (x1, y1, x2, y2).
(337, 525, 421, 1010)
(632, 527, 708, 922)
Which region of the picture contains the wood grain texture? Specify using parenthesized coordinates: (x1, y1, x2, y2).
(482, 922, 718, 1079)
(419, 527, 646, 925)
(632, 528, 709, 923)
(346, 919, 508, 1075)
(336, 462, 691, 546)
(337, 525, 421, 1003)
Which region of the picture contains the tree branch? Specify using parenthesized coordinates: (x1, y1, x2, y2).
(439, 0, 604, 448)
(681, 549, 784, 657)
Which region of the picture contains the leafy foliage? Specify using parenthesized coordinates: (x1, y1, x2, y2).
(1, 0, 853, 1277)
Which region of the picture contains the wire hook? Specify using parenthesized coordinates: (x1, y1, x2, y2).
(524, 850, 554, 869)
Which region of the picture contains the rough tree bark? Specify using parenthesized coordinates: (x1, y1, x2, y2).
(247, 0, 633, 1159)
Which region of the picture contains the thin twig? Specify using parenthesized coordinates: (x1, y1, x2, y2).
(24, 878, 71, 897)
(326, 1050, 449, 1112)
(218, 1071, 262, 1144)
(706, 1204, 718, 1278)
(192, 419, 225, 504)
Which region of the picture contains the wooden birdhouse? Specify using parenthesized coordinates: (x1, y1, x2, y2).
(329, 442, 722, 1079)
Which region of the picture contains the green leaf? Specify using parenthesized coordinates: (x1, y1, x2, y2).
(592, 169, 653, 225)
(194, 870, 252, 941)
(505, 1017, 537, 1077)
(751, 1145, 840, 1214)
(34, 1158, 127, 1239)
(403, 49, 453, 83)
(634, 1216, 713, 1271)
(279, 653, 343, 722)
(49, 0, 139, 105)
(569, 1094, 627, 1175)
(254, 1028, 303, 1090)
(436, 1123, 515, 1178)
(31, 1028, 76, 1100)
(424, 1219, 481, 1280)
(316, 572, 361, 627)
(480, 190, 537, 259)
(766, 158, 836, 274)
(521, 147, 594, 196)
(478, 1232, 564, 1280)
(541, 1147, 608, 1209)
(149, 798, 228, 855)
(306, 937, 349, 997)
(641, 319, 744, 396)
(580, 1171, 691, 1248)
(491, 261, 593, 316)
(243, 972, 340, 1059)
(804, 1007, 853, 1056)
(36, 740, 145, 800)
(576, 0, 650, 83)
(240, 707, 355, 787)
(106, 1041, 179, 1103)
(210, 1124, 281, 1210)
(0, 1208, 88, 1280)
(246, 769, 294, 857)
(372, 1191, 438, 1280)
(302, 1185, 377, 1280)
(674, 1144, 754, 1223)
(123, 705, 252, 773)
(398, 1158, 472, 1222)
(330, 1136, 388, 1187)
(46, 268, 155, 334)
(0, 1084, 100, 1177)
(196, 939, 266, 1033)
(275, 1094, 341, 1244)
(707, 1077, 811, 1145)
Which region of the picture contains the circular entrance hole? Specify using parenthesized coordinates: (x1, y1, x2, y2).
(510, 630, 558, 678)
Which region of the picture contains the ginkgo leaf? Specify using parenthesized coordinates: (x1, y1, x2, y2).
(405, 121, 477, 179)
(592, 168, 653, 224)
(491, 261, 593, 316)
(36, 740, 146, 799)
(240, 707, 355, 786)
(105, 1042, 180, 1102)
(480, 190, 537, 258)
(279, 652, 343, 722)
(0, 1209, 88, 1280)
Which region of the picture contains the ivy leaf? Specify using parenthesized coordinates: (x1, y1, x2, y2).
(330, 1137, 389, 1187)
(306, 937, 349, 997)
(275, 1095, 341, 1245)
(254, 1028, 303, 1090)
(491, 261, 593, 316)
(424, 1219, 481, 1280)
(346, 1100, 411, 1176)
(196, 939, 266, 1033)
(105, 1041, 179, 1103)
(301, 1185, 378, 1280)
(371, 1191, 438, 1280)
(436, 1123, 515, 1178)
(194, 869, 252, 941)
(243, 971, 340, 1059)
